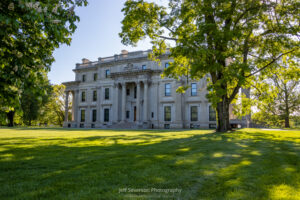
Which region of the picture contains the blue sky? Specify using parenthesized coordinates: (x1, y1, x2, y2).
(48, 0, 153, 84)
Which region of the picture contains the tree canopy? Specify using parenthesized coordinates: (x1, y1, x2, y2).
(0, 0, 87, 125)
(120, 0, 300, 131)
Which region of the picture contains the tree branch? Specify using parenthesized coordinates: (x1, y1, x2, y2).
(245, 48, 298, 78)
(158, 35, 177, 41)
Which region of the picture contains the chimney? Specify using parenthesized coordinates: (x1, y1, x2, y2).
(121, 50, 128, 55)
(82, 58, 90, 64)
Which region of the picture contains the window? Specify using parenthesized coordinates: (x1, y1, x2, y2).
(80, 110, 85, 122)
(165, 83, 171, 96)
(93, 73, 98, 81)
(164, 106, 171, 121)
(134, 87, 137, 98)
(165, 62, 169, 68)
(82, 74, 86, 82)
(209, 105, 216, 121)
(92, 109, 97, 122)
(104, 108, 109, 122)
(126, 89, 130, 96)
(126, 111, 130, 118)
(81, 91, 86, 102)
(105, 88, 109, 100)
(105, 69, 110, 78)
(191, 83, 197, 96)
(142, 65, 146, 70)
(151, 112, 154, 118)
(191, 106, 198, 121)
(93, 90, 97, 101)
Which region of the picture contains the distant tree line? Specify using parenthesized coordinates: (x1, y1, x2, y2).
(0, 84, 70, 127)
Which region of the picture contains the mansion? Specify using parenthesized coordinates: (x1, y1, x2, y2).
(63, 50, 246, 129)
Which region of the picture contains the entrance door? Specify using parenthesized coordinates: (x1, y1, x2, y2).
(134, 106, 136, 121)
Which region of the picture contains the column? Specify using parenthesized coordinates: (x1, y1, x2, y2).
(113, 83, 119, 123)
(143, 81, 148, 122)
(121, 82, 126, 122)
(71, 91, 75, 121)
(136, 81, 141, 123)
(64, 91, 69, 122)
(74, 90, 79, 124)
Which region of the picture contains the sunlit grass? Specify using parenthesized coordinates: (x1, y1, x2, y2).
(0, 127, 300, 199)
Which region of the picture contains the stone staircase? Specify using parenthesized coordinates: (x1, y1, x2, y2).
(108, 122, 140, 129)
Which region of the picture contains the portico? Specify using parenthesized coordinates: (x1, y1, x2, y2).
(113, 79, 149, 127)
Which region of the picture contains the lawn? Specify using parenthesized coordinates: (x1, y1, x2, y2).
(0, 128, 300, 200)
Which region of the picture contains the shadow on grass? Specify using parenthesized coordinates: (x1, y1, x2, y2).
(0, 131, 300, 199)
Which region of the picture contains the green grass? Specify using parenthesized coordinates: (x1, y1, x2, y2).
(0, 128, 300, 200)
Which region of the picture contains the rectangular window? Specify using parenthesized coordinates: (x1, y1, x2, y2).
(82, 74, 86, 82)
(209, 105, 216, 121)
(126, 89, 130, 96)
(81, 91, 86, 102)
(142, 65, 146, 70)
(104, 108, 109, 122)
(80, 110, 85, 122)
(134, 87, 137, 98)
(191, 83, 197, 96)
(126, 111, 130, 118)
(105, 88, 109, 100)
(105, 69, 110, 78)
(93, 90, 97, 101)
(92, 109, 97, 122)
(191, 106, 198, 121)
(165, 62, 169, 68)
(151, 112, 154, 118)
(93, 73, 98, 81)
(164, 106, 171, 121)
(165, 83, 171, 96)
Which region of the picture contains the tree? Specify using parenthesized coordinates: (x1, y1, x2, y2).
(40, 84, 70, 126)
(252, 57, 300, 128)
(0, 0, 87, 126)
(20, 72, 52, 126)
(119, 0, 299, 131)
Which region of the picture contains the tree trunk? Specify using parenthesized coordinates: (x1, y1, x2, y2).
(7, 111, 15, 127)
(216, 98, 231, 132)
(284, 88, 290, 128)
(285, 115, 290, 128)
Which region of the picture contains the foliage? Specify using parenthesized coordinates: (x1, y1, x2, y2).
(119, 0, 300, 131)
(20, 72, 52, 126)
(0, 0, 87, 124)
(252, 57, 300, 128)
(39, 84, 70, 126)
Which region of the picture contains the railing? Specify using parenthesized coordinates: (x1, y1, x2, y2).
(75, 49, 169, 69)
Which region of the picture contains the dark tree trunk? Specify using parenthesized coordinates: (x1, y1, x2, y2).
(285, 115, 290, 128)
(284, 88, 290, 128)
(7, 111, 15, 127)
(216, 98, 231, 132)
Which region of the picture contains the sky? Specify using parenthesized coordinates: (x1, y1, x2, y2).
(48, 0, 153, 84)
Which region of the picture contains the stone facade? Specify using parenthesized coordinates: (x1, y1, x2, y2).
(63, 50, 245, 129)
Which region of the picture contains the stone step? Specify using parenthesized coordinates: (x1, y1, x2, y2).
(108, 122, 138, 129)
